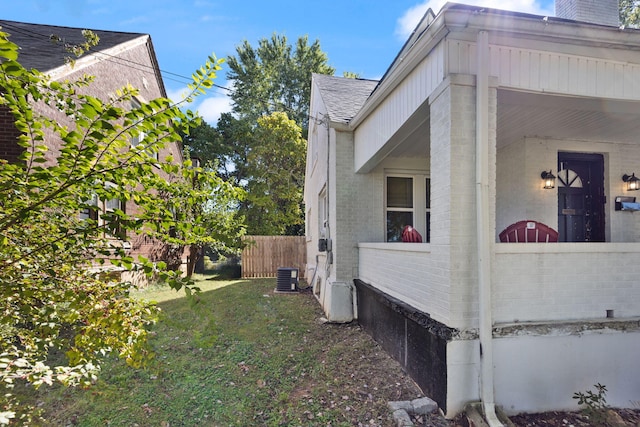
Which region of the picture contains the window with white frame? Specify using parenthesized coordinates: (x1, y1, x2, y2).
(78, 185, 126, 240)
(425, 177, 431, 243)
(385, 173, 430, 242)
(79, 194, 98, 221)
(104, 194, 126, 239)
(130, 99, 158, 160)
(318, 186, 328, 238)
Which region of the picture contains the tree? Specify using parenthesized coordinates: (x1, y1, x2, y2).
(343, 71, 361, 79)
(183, 113, 252, 185)
(620, 0, 640, 27)
(139, 156, 246, 277)
(226, 34, 335, 133)
(189, 34, 333, 235)
(0, 30, 240, 423)
(242, 112, 306, 235)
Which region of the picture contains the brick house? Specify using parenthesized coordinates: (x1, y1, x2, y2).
(304, 0, 640, 419)
(0, 20, 186, 275)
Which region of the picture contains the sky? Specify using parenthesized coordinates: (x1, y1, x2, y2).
(2, 0, 554, 125)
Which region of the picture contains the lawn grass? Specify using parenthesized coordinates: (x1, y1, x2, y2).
(18, 276, 422, 426)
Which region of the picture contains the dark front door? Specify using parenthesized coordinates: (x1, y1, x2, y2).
(557, 153, 605, 242)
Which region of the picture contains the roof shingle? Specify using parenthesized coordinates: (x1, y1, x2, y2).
(312, 73, 378, 124)
(0, 20, 145, 72)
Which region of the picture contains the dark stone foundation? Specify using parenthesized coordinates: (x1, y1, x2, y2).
(354, 279, 454, 412)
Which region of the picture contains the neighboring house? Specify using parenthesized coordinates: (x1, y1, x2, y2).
(304, 0, 640, 419)
(0, 20, 186, 275)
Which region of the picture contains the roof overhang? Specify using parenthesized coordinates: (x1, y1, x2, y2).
(350, 2, 640, 130)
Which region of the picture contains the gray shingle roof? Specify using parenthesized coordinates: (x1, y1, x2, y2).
(0, 20, 145, 72)
(312, 73, 378, 124)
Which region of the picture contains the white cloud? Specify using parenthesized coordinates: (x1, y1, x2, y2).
(165, 86, 232, 126)
(166, 86, 191, 104)
(395, 0, 555, 40)
(193, 94, 233, 126)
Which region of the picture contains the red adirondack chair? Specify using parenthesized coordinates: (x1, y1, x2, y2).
(402, 225, 423, 242)
(499, 220, 558, 243)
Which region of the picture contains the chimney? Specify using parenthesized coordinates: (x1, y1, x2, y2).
(555, 0, 619, 26)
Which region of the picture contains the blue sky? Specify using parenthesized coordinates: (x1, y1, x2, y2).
(2, 0, 554, 125)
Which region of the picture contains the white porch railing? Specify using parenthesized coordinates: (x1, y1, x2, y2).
(494, 243, 640, 323)
(358, 242, 640, 327)
(357, 243, 448, 321)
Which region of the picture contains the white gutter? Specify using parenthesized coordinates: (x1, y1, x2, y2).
(476, 30, 503, 427)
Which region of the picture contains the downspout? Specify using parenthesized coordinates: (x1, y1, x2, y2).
(326, 120, 332, 270)
(476, 30, 503, 427)
(322, 115, 333, 310)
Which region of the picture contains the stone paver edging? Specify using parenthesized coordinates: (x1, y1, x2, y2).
(388, 397, 439, 427)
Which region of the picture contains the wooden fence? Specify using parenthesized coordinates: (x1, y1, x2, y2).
(241, 235, 306, 278)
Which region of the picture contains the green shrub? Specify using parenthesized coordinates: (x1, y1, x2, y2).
(573, 383, 609, 425)
(213, 257, 242, 279)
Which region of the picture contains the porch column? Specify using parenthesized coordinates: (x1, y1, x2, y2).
(326, 126, 377, 322)
(429, 71, 498, 414)
(430, 74, 482, 329)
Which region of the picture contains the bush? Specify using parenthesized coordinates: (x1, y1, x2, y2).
(213, 257, 241, 279)
(573, 383, 609, 425)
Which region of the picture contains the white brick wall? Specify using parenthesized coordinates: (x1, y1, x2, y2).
(358, 76, 498, 329)
(303, 95, 330, 282)
(358, 243, 440, 313)
(333, 129, 360, 283)
(494, 243, 640, 322)
(496, 137, 640, 243)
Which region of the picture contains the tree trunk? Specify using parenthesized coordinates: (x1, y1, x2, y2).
(186, 245, 200, 277)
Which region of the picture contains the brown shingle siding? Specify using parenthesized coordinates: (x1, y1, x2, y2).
(0, 105, 22, 163)
(0, 19, 185, 270)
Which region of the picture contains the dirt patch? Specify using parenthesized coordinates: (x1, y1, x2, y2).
(295, 289, 640, 426)
(309, 318, 640, 426)
(294, 316, 425, 425)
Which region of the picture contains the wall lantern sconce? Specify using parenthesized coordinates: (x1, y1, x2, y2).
(623, 173, 640, 191)
(541, 170, 556, 189)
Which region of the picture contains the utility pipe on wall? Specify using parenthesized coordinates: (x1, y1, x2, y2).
(475, 30, 503, 427)
(322, 115, 333, 311)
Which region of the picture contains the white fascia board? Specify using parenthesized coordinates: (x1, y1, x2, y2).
(46, 34, 150, 81)
(350, 5, 640, 129)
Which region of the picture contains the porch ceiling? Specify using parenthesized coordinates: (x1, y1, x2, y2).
(377, 88, 640, 161)
(383, 101, 431, 160)
(497, 90, 640, 148)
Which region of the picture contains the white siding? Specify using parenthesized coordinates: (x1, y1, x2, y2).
(355, 37, 640, 174)
(448, 39, 640, 99)
(354, 43, 446, 172)
(493, 44, 640, 99)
